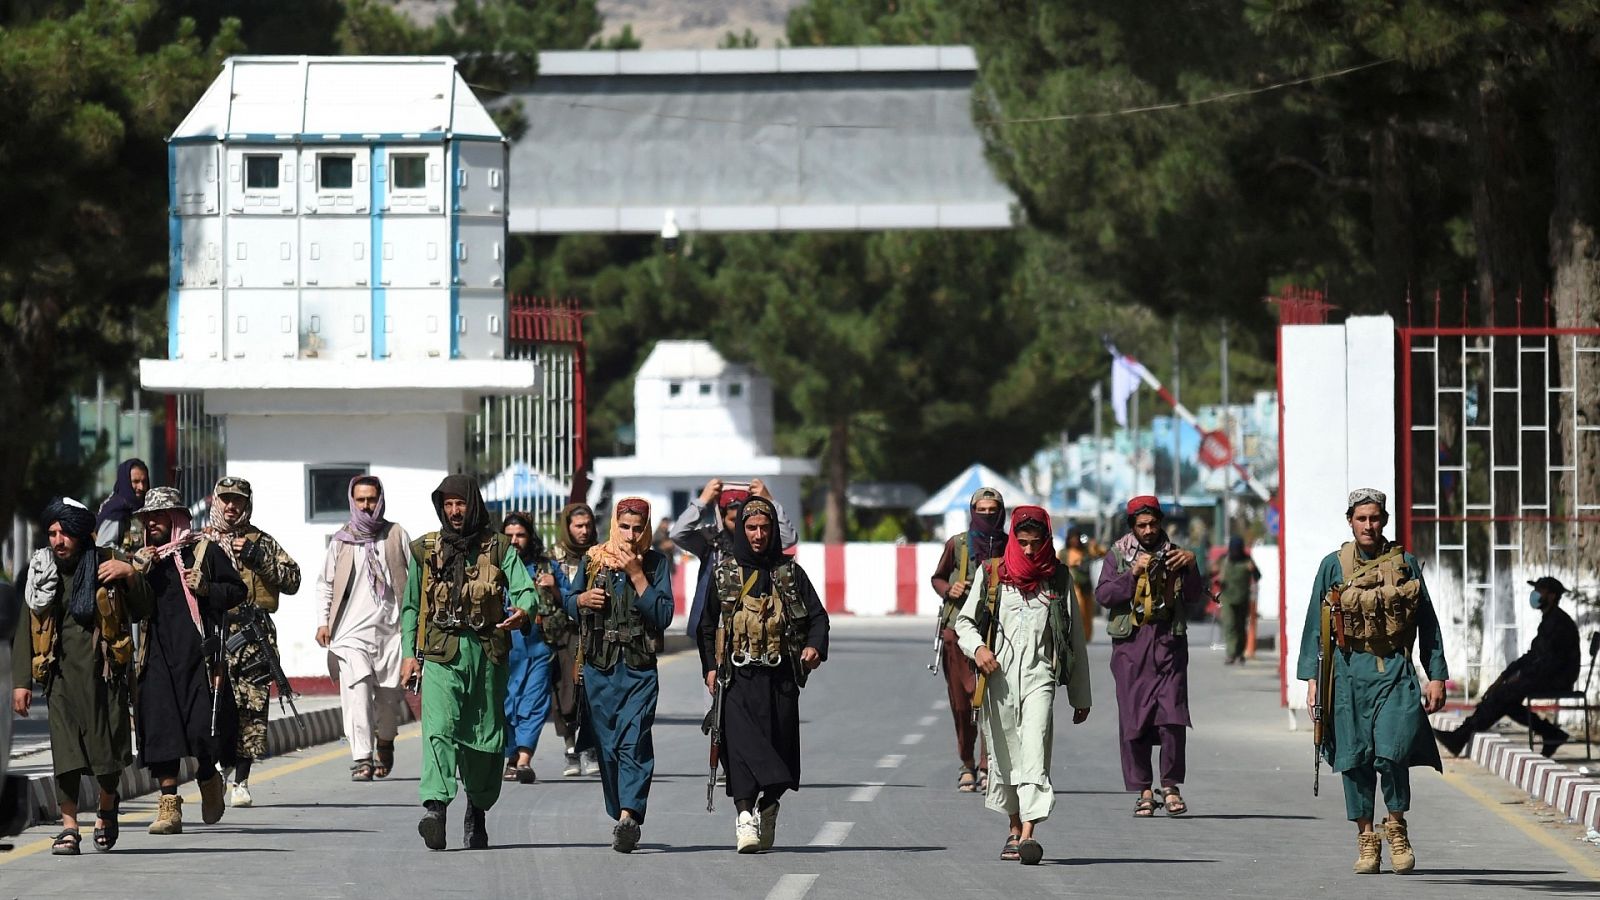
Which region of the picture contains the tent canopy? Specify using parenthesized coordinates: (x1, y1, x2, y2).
(916, 463, 1040, 517)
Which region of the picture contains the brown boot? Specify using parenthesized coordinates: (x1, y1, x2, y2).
(1353, 832, 1381, 874)
(1383, 818, 1415, 873)
(198, 773, 227, 825)
(148, 795, 184, 835)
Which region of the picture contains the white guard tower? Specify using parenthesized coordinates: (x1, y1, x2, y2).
(141, 56, 537, 678)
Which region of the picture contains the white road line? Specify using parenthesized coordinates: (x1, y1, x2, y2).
(765, 874, 819, 900)
(808, 821, 854, 846)
(900, 733, 925, 746)
(876, 754, 905, 769)
(918, 714, 938, 727)
(848, 782, 884, 802)
(933, 699, 949, 710)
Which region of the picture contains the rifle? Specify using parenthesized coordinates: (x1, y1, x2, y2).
(927, 612, 944, 675)
(970, 568, 998, 725)
(704, 648, 730, 813)
(1312, 596, 1335, 796)
(234, 605, 308, 745)
(931, 537, 972, 675)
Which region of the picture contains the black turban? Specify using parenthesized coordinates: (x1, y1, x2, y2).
(42, 497, 96, 627)
(43, 497, 95, 543)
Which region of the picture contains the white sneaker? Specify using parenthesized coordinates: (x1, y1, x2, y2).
(563, 751, 581, 777)
(735, 811, 760, 853)
(757, 802, 779, 851)
(581, 750, 599, 776)
(230, 782, 253, 808)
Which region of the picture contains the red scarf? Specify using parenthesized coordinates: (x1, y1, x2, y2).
(999, 506, 1057, 593)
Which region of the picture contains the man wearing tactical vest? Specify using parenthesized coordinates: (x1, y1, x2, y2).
(316, 476, 412, 782)
(954, 506, 1091, 866)
(1298, 488, 1447, 875)
(12, 498, 149, 855)
(698, 497, 829, 853)
(550, 502, 598, 777)
(130, 486, 248, 836)
(204, 475, 302, 808)
(399, 475, 537, 851)
(564, 496, 674, 853)
(929, 487, 1008, 793)
(1095, 495, 1204, 818)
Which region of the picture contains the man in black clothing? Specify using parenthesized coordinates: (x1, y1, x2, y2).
(1436, 576, 1581, 758)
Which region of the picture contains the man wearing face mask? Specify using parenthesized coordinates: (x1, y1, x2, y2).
(1300, 489, 1447, 876)
(1435, 576, 1578, 759)
(929, 487, 1007, 793)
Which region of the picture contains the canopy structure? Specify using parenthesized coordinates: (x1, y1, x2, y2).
(917, 463, 1041, 538)
(482, 462, 572, 508)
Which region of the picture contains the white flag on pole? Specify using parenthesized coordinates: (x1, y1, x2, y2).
(1107, 343, 1146, 428)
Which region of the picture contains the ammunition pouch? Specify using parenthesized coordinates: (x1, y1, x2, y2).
(1326, 543, 1419, 657)
(1105, 551, 1185, 640)
(714, 558, 811, 686)
(419, 537, 511, 666)
(583, 559, 663, 672)
(29, 549, 136, 684)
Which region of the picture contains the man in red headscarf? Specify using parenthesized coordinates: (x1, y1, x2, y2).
(954, 506, 1091, 866)
(1095, 496, 1205, 818)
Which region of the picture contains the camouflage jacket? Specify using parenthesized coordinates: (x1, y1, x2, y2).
(214, 526, 301, 615)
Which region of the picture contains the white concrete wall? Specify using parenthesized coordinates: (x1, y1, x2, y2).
(1279, 316, 1397, 709)
(223, 411, 466, 678)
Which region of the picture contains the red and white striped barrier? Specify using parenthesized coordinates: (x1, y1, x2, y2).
(669, 542, 952, 619)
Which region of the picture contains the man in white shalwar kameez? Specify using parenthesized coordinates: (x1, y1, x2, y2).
(316, 476, 412, 781)
(956, 505, 1090, 865)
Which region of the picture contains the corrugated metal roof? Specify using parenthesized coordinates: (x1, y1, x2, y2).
(171, 56, 502, 141)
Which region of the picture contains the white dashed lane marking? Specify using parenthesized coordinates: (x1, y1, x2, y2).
(918, 714, 938, 727)
(876, 754, 905, 769)
(900, 733, 925, 746)
(808, 822, 854, 846)
(848, 782, 884, 802)
(765, 874, 819, 900)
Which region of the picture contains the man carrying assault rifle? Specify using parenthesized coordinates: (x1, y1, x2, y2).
(1300, 489, 1447, 876)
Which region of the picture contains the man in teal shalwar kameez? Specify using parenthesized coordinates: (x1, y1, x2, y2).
(401, 475, 536, 851)
(1298, 488, 1447, 875)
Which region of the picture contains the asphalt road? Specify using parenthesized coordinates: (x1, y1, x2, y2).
(2, 617, 1596, 898)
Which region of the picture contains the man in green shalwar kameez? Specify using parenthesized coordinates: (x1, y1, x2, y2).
(400, 475, 536, 851)
(1298, 488, 1447, 875)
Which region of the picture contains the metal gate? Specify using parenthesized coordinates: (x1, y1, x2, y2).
(466, 297, 588, 533)
(1399, 310, 1600, 697)
(164, 392, 226, 513)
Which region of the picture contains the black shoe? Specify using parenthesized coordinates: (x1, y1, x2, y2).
(1541, 735, 1569, 759)
(612, 816, 641, 853)
(1433, 726, 1469, 757)
(464, 801, 488, 850)
(418, 800, 447, 850)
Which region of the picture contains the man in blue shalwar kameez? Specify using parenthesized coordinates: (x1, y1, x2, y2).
(500, 513, 566, 784)
(565, 496, 673, 853)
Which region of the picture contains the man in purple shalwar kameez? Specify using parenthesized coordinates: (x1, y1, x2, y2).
(1095, 495, 1205, 817)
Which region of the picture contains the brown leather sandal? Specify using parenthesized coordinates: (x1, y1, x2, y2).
(374, 739, 395, 778)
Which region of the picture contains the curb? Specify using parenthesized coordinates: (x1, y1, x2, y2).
(20, 702, 412, 830)
(1433, 713, 1600, 831)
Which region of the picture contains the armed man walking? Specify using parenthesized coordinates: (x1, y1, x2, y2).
(203, 475, 301, 808)
(1095, 496, 1205, 818)
(130, 487, 247, 836)
(316, 476, 411, 782)
(928, 487, 1007, 793)
(400, 475, 536, 850)
(550, 502, 598, 777)
(698, 497, 829, 853)
(1299, 489, 1447, 875)
(954, 506, 1090, 866)
(566, 496, 674, 853)
(500, 512, 567, 784)
(13, 498, 149, 855)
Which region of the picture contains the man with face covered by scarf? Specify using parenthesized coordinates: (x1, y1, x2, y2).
(697, 497, 828, 853)
(13, 498, 149, 855)
(549, 502, 598, 776)
(1095, 496, 1206, 819)
(928, 487, 1007, 792)
(203, 475, 302, 808)
(316, 476, 412, 781)
(673, 479, 799, 646)
(400, 474, 537, 850)
(563, 496, 674, 853)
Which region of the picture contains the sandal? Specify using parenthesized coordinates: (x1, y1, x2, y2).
(515, 766, 536, 784)
(1134, 794, 1158, 817)
(1160, 787, 1188, 816)
(51, 829, 81, 856)
(1000, 833, 1021, 861)
(93, 797, 121, 851)
(957, 768, 977, 793)
(351, 760, 375, 782)
(1018, 838, 1043, 866)
(374, 739, 395, 779)
(976, 770, 988, 792)
(503, 766, 520, 782)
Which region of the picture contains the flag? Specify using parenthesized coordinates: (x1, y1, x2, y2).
(1107, 342, 1147, 428)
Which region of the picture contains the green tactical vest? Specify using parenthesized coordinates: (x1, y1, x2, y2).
(410, 532, 513, 666)
(1104, 549, 1187, 640)
(580, 549, 666, 672)
(970, 559, 1079, 687)
(713, 556, 813, 686)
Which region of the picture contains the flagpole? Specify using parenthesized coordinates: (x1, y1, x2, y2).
(1131, 383, 1141, 500)
(1093, 380, 1104, 539)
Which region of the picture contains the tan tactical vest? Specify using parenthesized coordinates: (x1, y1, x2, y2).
(1105, 549, 1187, 639)
(412, 533, 511, 666)
(1324, 542, 1419, 660)
(712, 557, 812, 686)
(29, 547, 135, 684)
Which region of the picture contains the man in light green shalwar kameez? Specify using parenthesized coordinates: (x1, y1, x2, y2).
(1299, 488, 1447, 875)
(400, 475, 537, 851)
(955, 506, 1091, 866)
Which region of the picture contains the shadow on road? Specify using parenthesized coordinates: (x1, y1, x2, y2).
(1043, 857, 1218, 867)
(1182, 813, 1317, 821)
(1417, 875, 1594, 894)
(635, 844, 947, 854)
(109, 846, 293, 854)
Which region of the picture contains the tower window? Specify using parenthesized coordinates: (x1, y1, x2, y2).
(391, 154, 427, 190)
(245, 154, 279, 189)
(319, 155, 355, 190)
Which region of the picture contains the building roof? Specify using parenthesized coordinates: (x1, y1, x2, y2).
(507, 46, 1014, 233)
(916, 463, 1041, 517)
(171, 56, 502, 142)
(635, 340, 754, 382)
